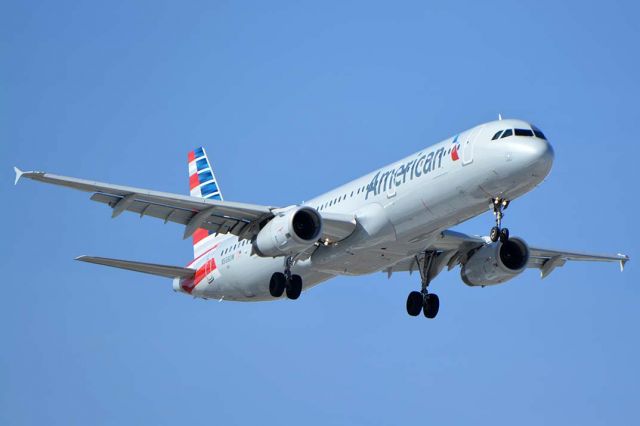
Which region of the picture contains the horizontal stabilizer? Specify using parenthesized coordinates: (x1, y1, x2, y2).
(75, 255, 195, 279)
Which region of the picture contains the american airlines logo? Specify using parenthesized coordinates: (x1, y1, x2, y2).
(365, 142, 457, 200)
(451, 135, 461, 161)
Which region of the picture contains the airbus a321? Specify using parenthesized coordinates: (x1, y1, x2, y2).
(14, 118, 629, 319)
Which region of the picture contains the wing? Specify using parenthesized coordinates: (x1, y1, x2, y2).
(527, 246, 629, 278)
(387, 230, 629, 279)
(14, 167, 356, 243)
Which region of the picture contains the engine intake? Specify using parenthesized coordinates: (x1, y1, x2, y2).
(461, 237, 529, 286)
(253, 206, 323, 257)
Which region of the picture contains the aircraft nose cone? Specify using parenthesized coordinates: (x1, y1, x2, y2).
(532, 139, 554, 176)
(512, 138, 554, 177)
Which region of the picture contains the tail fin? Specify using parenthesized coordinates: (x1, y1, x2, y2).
(188, 147, 224, 257)
(188, 147, 224, 201)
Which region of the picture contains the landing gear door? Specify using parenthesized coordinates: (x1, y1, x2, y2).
(462, 126, 483, 166)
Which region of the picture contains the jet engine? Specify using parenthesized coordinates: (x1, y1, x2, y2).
(253, 206, 323, 257)
(460, 237, 529, 286)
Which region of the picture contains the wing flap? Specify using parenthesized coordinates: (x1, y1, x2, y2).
(76, 255, 195, 278)
(90, 193, 194, 224)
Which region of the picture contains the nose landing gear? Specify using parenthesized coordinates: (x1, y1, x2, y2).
(406, 251, 440, 319)
(490, 197, 510, 243)
(269, 256, 303, 300)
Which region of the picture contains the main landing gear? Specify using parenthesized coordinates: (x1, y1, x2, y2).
(490, 197, 511, 243)
(269, 256, 303, 300)
(406, 251, 440, 319)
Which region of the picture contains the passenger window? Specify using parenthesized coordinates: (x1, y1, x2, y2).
(501, 129, 513, 138)
(492, 130, 503, 140)
(514, 128, 534, 137)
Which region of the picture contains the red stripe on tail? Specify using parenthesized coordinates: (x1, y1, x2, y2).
(189, 173, 199, 190)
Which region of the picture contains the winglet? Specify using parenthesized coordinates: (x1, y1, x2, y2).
(13, 167, 24, 185)
(619, 255, 629, 272)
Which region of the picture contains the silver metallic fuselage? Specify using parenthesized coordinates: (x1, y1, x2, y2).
(178, 118, 554, 301)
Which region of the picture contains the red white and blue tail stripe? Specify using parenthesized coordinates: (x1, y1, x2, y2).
(188, 147, 223, 257)
(188, 147, 223, 201)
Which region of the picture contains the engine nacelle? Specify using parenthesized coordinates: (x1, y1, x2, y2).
(253, 206, 323, 257)
(460, 237, 529, 286)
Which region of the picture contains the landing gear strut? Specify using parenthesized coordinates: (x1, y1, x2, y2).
(490, 197, 510, 243)
(406, 251, 440, 319)
(269, 256, 303, 300)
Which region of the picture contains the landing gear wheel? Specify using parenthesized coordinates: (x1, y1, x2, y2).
(406, 291, 423, 316)
(490, 197, 511, 243)
(285, 275, 303, 300)
(269, 272, 286, 298)
(490, 226, 500, 242)
(423, 293, 440, 319)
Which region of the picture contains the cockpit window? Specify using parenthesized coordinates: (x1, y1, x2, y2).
(533, 130, 547, 140)
(500, 129, 513, 138)
(514, 128, 534, 137)
(492, 130, 503, 140)
(531, 125, 547, 140)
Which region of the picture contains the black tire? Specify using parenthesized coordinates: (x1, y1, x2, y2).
(286, 275, 303, 300)
(490, 226, 500, 242)
(499, 227, 510, 243)
(269, 272, 286, 298)
(406, 291, 423, 316)
(423, 293, 440, 319)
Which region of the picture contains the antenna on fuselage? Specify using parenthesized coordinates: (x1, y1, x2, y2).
(498, 113, 503, 120)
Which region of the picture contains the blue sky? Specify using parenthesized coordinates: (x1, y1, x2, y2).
(1, 1, 638, 424)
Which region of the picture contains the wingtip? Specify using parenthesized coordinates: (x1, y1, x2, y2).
(619, 255, 629, 272)
(13, 166, 24, 185)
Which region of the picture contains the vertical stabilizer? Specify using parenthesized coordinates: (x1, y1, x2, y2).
(188, 147, 224, 257)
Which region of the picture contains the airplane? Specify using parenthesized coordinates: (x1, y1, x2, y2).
(14, 118, 630, 319)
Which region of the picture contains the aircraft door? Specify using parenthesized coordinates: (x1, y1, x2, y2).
(462, 126, 483, 165)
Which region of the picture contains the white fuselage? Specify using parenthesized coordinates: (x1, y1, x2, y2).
(174, 118, 554, 301)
